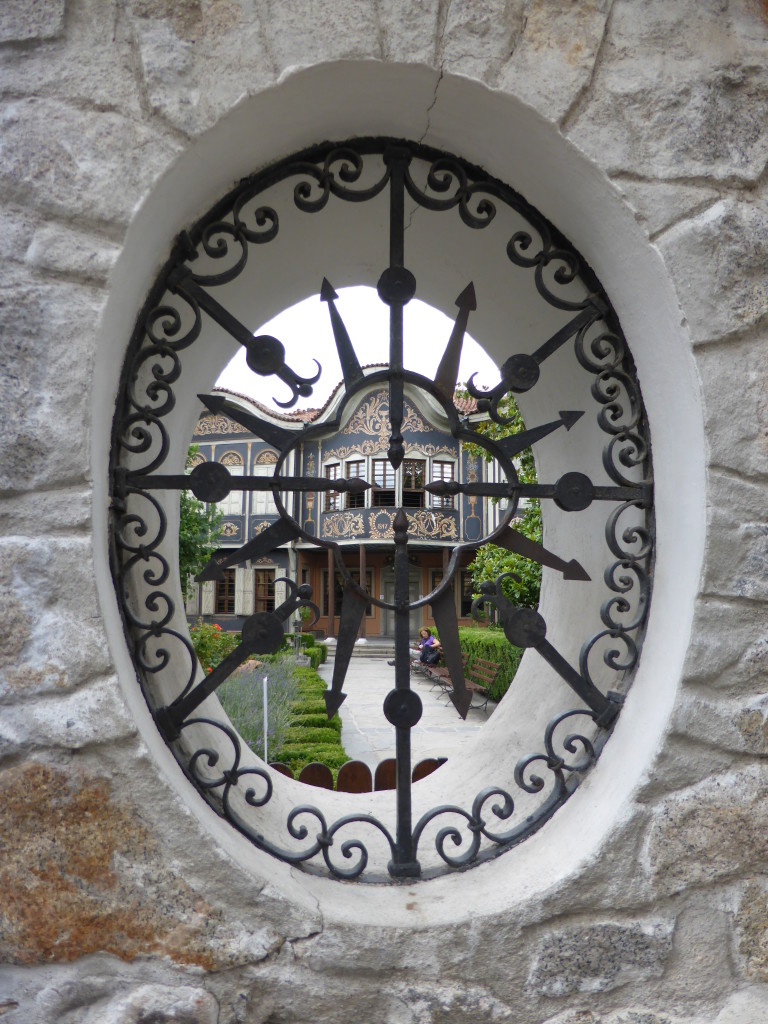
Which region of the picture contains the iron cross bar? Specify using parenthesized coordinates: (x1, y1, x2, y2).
(128, 461, 370, 504)
(427, 474, 651, 512)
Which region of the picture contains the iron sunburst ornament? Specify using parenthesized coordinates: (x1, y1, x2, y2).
(110, 139, 653, 881)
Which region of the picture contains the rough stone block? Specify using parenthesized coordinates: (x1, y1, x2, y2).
(0, 0, 142, 118)
(25, 224, 121, 284)
(0, 0, 65, 42)
(0, 267, 103, 492)
(0, 761, 282, 969)
(658, 199, 768, 343)
(376, 0, 441, 64)
(658, 895, 733, 1006)
(645, 768, 768, 895)
(441, 0, 526, 82)
(735, 883, 768, 983)
(696, 335, 768, 479)
(0, 677, 136, 750)
(0, 539, 113, 699)
(567, 0, 768, 182)
(499, 0, 611, 122)
(81, 983, 219, 1024)
(526, 920, 673, 996)
(132, 12, 275, 137)
(262, 0, 380, 72)
(0, 486, 92, 538)
(683, 596, 768, 696)
(672, 692, 768, 758)
(611, 178, 720, 239)
(0, 99, 182, 225)
(703, 510, 768, 603)
(713, 985, 768, 1024)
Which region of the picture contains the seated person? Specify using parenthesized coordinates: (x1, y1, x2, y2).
(411, 627, 441, 666)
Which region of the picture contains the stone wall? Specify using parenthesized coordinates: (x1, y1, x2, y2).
(1, 2, 768, 1022)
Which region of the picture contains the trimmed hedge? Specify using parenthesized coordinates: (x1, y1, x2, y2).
(457, 626, 523, 702)
(272, 665, 349, 777)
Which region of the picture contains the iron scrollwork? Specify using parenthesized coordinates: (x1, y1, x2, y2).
(110, 138, 654, 883)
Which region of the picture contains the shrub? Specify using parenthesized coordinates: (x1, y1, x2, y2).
(217, 654, 299, 761)
(189, 619, 241, 672)
(272, 666, 348, 777)
(306, 647, 326, 670)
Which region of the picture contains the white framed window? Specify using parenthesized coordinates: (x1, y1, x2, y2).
(325, 463, 341, 511)
(431, 460, 456, 509)
(345, 459, 366, 509)
(251, 465, 277, 516)
(217, 462, 243, 516)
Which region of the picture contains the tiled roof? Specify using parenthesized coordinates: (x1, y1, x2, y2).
(213, 366, 481, 422)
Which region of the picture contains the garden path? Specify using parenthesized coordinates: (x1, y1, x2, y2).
(317, 656, 494, 770)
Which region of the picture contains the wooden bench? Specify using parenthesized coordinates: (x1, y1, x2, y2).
(425, 652, 500, 712)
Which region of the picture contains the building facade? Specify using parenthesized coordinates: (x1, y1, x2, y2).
(186, 377, 503, 638)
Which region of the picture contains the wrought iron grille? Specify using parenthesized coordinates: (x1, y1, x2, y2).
(110, 139, 654, 882)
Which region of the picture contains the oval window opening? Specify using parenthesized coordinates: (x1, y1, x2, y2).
(110, 139, 654, 883)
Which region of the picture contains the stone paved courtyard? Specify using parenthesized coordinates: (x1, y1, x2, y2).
(317, 656, 495, 768)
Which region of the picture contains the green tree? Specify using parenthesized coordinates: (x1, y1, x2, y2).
(179, 445, 223, 601)
(458, 390, 542, 610)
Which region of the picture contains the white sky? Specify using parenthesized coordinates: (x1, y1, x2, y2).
(215, 285, 500, 412)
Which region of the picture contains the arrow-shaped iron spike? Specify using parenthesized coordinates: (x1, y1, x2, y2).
(434, 283, 477, 401)
(198, 393, 294, 451)
(158, 627, 275, 737)
(494, 527, 591, 582)
(530, 306, 600, 364)
(430, 584, 471, 719)
(321, 278, 364, 389)
(196, 517, 299, 582)
(534, 638, 619, 727)
(496, 410, 584, 460)
(324, 585, 369, 718)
